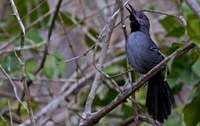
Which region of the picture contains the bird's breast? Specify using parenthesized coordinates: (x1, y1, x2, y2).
(126, 32, 154, 73)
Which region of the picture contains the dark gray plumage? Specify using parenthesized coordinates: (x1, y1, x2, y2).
(125, 4, 175, 123)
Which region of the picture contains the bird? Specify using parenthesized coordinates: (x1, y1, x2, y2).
(125, 4, 175, 123)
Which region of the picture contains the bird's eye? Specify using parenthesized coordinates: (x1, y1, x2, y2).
(139, 14, 144, 19)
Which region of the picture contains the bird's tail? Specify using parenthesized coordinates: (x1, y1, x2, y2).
(146, 72, 175, 123)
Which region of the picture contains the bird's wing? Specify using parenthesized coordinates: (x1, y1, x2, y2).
(146, 39, 165, 66)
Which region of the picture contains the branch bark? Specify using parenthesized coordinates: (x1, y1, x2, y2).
(79, 1, 119, 125)
(80, 42, 195, 126)
(9, 0, 35, 125)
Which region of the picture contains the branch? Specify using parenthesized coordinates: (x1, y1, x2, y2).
(79, 1, 119, 125)
(8, 100, 13, 126)
(186, 0, 200, 19)
(141, 9, 187, 26)
(58, 44, 95, 64)
(80, 42, 195, 126)
(0, 114, 9, 126)
(9, 0, 25, 35)
(117, 0, 128, 41)
(18, 55, 126, 126)
(34, 0, 63, 75)
(115, 115, 161, 126)
(0, 65, 28, 113)
(0, 42, 46, 56)
(9, 0, 35, 125)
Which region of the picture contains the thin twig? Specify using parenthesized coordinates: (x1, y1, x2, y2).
(141, 9, 187, 26)
(0, 42, 46, 55)
(8, 100, 13, 126)
(9, 0, 35, 125)
(58, 12, 88, 86)
(35, 0, 63, 75)
(0, 114, 9, 126)
(9, 0, 25, 35)
(117, 0, 128, 41)
(58, 44, 95, 64)
(0, 65, 28, 112)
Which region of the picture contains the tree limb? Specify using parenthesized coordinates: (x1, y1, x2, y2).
(80, 42, 195, 126)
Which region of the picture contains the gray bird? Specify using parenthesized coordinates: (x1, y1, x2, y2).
(125, 4, 175, 123)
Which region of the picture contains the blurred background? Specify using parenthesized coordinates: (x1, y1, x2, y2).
(0, 0, 200, 126)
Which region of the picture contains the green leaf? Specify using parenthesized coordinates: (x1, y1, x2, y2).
(167, 50, 200, 87)
(166, 26, 185, 38)
(166, 42, 185, 70)
(159, 16, 180, 31)
(184, 83, 200, 126)
(188, 15, 200, 33)
(43, 55, 56, 79)
(25, 59, 37, 80)
(44, 52, 67, 79)
(6, 55, 14, 72)
(57, 12, 74, 26)
(190, 35, 200, 46)
(186, 15, 200, 46)
(164, 42, 185, 55)
(53, 52, 67, 77)
(30, 1, 50, 28)
(179, 67, 192, 84)
(164, 116, 183, 126)
(2, 53, 18, 72)
(26, 29, 43, 44)
(27, 72, 36, 80)
(26, 60, 37, 72)
(192, 57, 200, 77)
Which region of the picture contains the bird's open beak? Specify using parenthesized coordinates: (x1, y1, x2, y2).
(125, 4, 136, 16)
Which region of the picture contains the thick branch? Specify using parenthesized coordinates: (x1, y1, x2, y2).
(80, 42, 195, 126)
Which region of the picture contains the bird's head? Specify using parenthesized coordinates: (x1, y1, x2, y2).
(126, 4, 150, 35)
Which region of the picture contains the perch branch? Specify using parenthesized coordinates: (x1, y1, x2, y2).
(80, 42, 195, 126)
